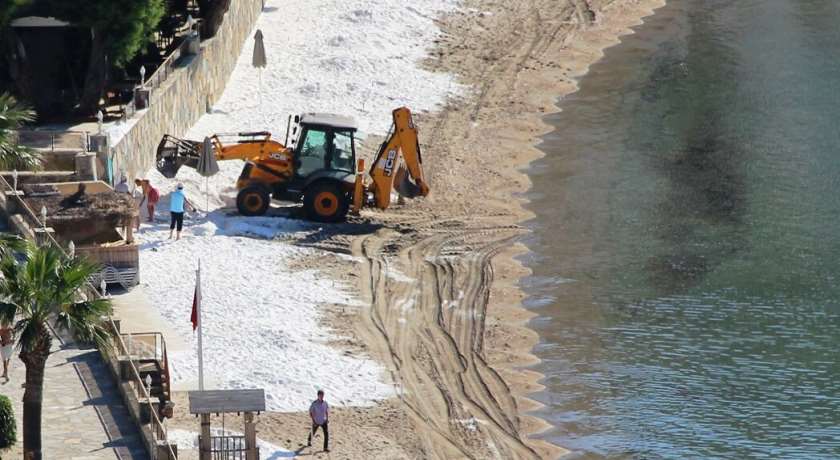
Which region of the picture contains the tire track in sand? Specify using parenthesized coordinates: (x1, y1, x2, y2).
(352, 216, 539, 459)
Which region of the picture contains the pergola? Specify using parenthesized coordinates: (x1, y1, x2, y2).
(188, 389, 265, 460)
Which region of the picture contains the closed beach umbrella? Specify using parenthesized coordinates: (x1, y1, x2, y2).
(196, 137, 219, 177)
(252, 29, 267, 126)
(196, 136, 218, 211)
(252, 30, 267, 68)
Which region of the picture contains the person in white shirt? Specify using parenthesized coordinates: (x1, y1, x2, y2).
(114, 176, 130, 194)
(307, 389, 330, 452)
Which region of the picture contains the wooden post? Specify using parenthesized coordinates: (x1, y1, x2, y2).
(199, 413, 211, 460)
(244, 412, 258, 460)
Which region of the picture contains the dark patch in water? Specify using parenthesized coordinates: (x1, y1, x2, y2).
(645, 253, 709, 292)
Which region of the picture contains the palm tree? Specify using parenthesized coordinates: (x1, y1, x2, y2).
(0, 239, 112, 460)
(0, 92, 41, 170)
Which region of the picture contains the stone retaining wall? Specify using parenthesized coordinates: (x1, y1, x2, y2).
(112, 0, 263, 181)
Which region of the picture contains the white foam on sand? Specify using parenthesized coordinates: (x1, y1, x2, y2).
(168, 428, 294, 459)
(133, 0, 464, 413)
(135, 214, 389, 411)
(187, 0, 464, 139)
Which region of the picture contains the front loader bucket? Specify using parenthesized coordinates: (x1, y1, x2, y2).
(156, 156, 181, 179)
(155, 135, 201, 178)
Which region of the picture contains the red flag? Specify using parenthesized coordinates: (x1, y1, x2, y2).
(191, 285, 198, 331)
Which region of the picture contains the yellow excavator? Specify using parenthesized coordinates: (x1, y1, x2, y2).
(156, 107, 429, 222)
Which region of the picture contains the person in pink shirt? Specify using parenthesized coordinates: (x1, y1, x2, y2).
(135, 179, 160, 222)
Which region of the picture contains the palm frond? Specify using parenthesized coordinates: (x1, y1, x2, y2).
(54, 256, 101, 307)
(0, 301, 17, 327)
(0, 93, 35, 127)
(14, 316, 50, 355)
(0, 92, 40, 171)
(0, 234, 24, 259)
(0, 144, 42, 171)
(57, 299, 112, 349)
(8, 243, 113, 349)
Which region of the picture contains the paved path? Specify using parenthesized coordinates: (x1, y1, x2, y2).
(1, 330, 148, 459)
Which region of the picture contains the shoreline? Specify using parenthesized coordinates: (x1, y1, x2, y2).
(498, 0, 670, 453)
(412, 0, 669, 457)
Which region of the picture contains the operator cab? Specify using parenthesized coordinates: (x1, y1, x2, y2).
(289, 113, 358, 179)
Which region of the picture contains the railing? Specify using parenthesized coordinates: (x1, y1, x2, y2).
(121, 331, 172, 404)
(16, 129, 90, 152)
(151, 29, 199, 93)
(105, 325, 177, 459)
(122, 31, 196, 120)
(0, 174, 178, 459)
(207, 435, 247, 460)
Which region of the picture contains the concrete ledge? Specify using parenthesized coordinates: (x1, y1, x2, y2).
(0, 171, 77, 185)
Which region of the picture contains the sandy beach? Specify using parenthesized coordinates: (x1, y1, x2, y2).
(157, 0, 666, 458)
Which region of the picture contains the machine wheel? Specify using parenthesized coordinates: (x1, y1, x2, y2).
(303, 181, 349, 223)
(236, 185, 271, 216)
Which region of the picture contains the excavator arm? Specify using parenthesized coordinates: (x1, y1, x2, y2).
(156, 132, 286, 178)
(354, 107, 429, 212)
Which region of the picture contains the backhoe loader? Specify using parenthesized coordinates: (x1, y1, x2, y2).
(155, 107, 429, 222)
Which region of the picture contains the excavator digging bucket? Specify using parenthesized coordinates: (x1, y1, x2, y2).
(394, 165, 423, 199)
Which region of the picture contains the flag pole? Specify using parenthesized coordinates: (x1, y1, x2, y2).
(197, 258, 205, 391)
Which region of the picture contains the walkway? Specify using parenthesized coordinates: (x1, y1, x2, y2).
(1, 328, 148, 459)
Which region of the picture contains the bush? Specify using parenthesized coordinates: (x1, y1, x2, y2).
(0, 394, 15, 448)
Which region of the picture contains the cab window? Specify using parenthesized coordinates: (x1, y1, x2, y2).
(330, 131, 354, 172)
(298, 129, 328, 176)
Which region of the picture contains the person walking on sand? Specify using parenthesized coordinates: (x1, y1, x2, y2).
(307, 389, 330, 452)
(136, 179, 160, 223)
(1, 322, 13, 381)
(169, 183, 195, 240)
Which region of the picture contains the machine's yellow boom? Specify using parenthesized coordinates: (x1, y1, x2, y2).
(156, 131, 286, 178)
(352, 107, 429, 213)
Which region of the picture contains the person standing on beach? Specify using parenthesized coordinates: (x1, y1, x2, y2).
(135, 179, 160, 223)
(1, 322, 13, 381)
(307, 389, 330, 452)
(115, 175, 130, 194)
(169, 183, 195, 240)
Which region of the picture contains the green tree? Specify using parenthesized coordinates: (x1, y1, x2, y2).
(7, 0, 166, 114)
(0, 0, 29, 28)
(0, 239, 112, 460)
(0, 394, 16, 449)
(44, 0, 166, 113)
(0, 92, 40, 170)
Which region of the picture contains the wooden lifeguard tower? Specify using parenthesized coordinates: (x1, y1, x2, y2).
(188, 389, 265, 460)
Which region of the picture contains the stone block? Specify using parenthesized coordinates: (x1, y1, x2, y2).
(118, 355, 139, 381)
(33, 227, 55, 246)
(89, 134, 109, 154)
(138, 397, 154, 424)
(157, 442, 178, 460)
(134, 88, 151, 110)
(186, 34, 201, 55)
(74, 152, 98, 181)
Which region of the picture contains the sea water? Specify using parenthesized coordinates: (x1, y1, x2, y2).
(524, 1, 840, 458)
